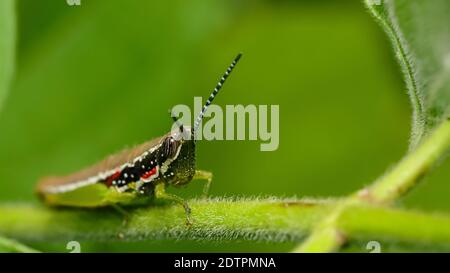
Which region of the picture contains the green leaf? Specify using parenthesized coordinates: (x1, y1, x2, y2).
(0, 0, 16, 113)
(365, 0, 450, 148)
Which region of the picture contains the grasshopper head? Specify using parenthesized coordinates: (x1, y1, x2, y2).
(159, 126, 196, 187)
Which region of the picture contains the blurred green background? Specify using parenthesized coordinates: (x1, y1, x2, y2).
(0, 0, 449, 252)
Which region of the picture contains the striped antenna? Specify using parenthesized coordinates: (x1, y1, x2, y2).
(192, 53, 242, 138)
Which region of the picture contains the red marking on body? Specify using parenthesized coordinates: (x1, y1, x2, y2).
(141, 167, 157, 180)
(105, 170, 121, 186)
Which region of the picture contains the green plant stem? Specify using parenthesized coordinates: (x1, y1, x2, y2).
(0, 236, 40, 253)
(338, 205, 450, 247)
(2, 199, 450, 252)
(293, 202, 347, 252)
(365, 0, 425, 147)
(366, 119, 450, 204)
(0, 198, 333, 242)
(293, 201, 450, 252)
(292, 226, 342, 253)
(0, 0, 16, 113)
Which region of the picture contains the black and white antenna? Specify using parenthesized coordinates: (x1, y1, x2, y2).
(192, 53, 242, 139)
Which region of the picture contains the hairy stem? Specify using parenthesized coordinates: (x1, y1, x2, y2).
(2, 199, 450, 252)
(293, 202, 347, 252)
(366, 119, 450, 204)
(0, 198, 333, 243)
(292, 226, 342, 253)
(365, 0, 425, 148)
(337, 204, 450, 247)
(293, 201, 450, 252)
